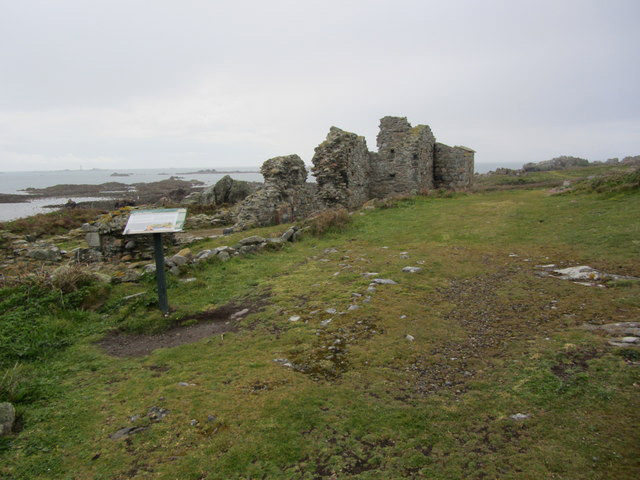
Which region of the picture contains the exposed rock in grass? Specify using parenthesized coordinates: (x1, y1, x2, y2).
(0, 402, 15, 436)
(372, 278, 398, 285)
(402, 266, 422, 273)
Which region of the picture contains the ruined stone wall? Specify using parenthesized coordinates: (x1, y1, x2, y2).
(311, 127, 371, 209)
(231, 116, 474, 230)
(233, 155, 323, 230)
(369, 116, 435, 198)
(433, 143, 475, 189)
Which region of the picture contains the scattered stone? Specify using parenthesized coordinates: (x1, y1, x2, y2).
(621, 337, 639, 343)
(239, 236, 266, 246)
(289, 315, 301, 322)
(170, 254, 189, 266)
(143, 264, 156, 273)
(320, 318, 333, 327)
(0, 402, 15, 436)
(123, 292, 146, 301)
(196, 249, 213, 260)
(217, 251, 231, 262)
(362, 272, 379, 277)
(180, 277, 197, 283)
(510, 413, 531, 421)
(190, 419, 199, 426)
(71, 248, 102, 263)
(551, 265, 640, 284)
(373, 278, 398, 285)
(581, 322, 640, 337)
(230, 308, 250, 320)
(326, 308, 337, 314)
(351, 293, 362, 297)
(348, 305, 359, 311)
(400, 315, 407, 319)
(147, 406, 169, 420)
(85, 232, 101, 248)
(363, 296, 372, 303)
(178, 382, 196, 387)
(273, 358, 294, 368)
(110, 426, 148, 440)
(27, 246, 62, 262)
(406, 334, 415, 342)
(402, 266, 422, 273)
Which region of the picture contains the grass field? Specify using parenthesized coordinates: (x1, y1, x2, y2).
(1, 167, 639, 479)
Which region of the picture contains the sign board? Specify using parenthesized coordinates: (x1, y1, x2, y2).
(123, 208, 187, 235)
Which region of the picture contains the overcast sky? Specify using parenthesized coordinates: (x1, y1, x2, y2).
(0, 0, 638, 172)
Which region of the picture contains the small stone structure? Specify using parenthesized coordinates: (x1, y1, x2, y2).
(232, 116, 474, 230)
(433, 143, 475, 189)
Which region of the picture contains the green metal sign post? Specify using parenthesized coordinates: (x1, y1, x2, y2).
(123, 208, 187, 315)
(153, 233, 169, 314)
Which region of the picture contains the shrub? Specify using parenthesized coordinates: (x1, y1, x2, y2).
(303, 208, 351, 236)
(0, 208, 105, 238)
(571, 167, 640, 195)
(50, 265, 100, 293)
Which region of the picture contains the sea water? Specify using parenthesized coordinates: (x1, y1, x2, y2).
(0, 162, 522, 222)
(0, 167, 263, 221)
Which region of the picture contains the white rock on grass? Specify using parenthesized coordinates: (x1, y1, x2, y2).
(554, 266, 601, 281)
(405, 334, 415, 342)
(402, 267, 422, 273)
(289, 315, 301, 322)
(373, 278, 398, 285)
(510, 413, 531, 421)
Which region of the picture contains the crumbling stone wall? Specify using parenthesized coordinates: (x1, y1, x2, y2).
(311, 127, 371, 209)
(369, 116, 435, 197)
(233, 155, 322, 230)
(231, 116, 474, 230)
(433, 143, 475, 189)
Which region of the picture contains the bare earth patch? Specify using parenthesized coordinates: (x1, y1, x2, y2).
(98, 297, 269, 357)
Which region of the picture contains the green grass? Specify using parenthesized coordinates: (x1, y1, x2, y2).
(1, 182, 639, 479)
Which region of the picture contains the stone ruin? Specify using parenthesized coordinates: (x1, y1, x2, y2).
(231, 116, 474, 230)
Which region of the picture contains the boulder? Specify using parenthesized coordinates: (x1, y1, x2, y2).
(27, 246, 61, 262)
(200, 175, 255, 205)
(238, 236, 266, 246)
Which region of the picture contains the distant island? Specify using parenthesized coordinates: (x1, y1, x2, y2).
(110, 172, 132, 177)
(171, 169, 260, 175)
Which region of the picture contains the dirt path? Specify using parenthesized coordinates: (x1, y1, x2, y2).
(98, 296, 268, 357)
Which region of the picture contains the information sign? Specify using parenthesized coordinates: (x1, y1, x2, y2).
(122, 208, 187, 315)
(123, 208, 187, 235)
